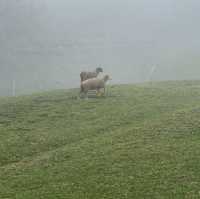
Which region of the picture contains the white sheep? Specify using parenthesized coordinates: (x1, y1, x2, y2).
(80, 67, 103, 82)
(80, 75, 111, 97)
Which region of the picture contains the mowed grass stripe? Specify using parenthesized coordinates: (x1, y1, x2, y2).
(0, 81, 200, 198)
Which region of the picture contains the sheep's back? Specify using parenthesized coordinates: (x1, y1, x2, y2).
(86, 72, 98, 79)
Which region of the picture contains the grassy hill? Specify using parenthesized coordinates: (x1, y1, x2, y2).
(1, 81, 200, 199)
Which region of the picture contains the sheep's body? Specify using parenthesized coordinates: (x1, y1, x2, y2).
(80, 71, 98, 82)
(81, 78, 105, 92)
(80, 67, 103, 82)
(80, 75, 110, 97)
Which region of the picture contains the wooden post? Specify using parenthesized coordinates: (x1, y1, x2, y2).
(149, 65, 157, 82)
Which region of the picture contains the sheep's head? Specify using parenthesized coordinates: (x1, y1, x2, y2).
(103, 75, 111, 82)
(96, 67, 103, 73)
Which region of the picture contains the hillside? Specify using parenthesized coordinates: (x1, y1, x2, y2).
(1, 81, 200, 199)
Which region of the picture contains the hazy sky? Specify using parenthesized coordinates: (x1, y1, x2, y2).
(0, 0, 200, 95)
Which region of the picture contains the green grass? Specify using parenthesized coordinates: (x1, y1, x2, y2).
(1, 81, 200, 199)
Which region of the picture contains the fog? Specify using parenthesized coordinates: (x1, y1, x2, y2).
(0, 0, 200, 96)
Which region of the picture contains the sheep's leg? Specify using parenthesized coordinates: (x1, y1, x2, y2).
(79, 88, 82, 98)
(85, 91, 89, 100)
(79, 85, 84, 98)
(96, 88, 101, 96)
(80, 85, 87, 99)
(79, 92, 84, 99)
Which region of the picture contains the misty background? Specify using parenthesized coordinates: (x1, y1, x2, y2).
(0, 0, 200, 96)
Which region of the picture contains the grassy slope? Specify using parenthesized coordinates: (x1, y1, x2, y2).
(1, 81, 200, 199)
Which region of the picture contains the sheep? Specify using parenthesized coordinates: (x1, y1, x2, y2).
(80, 75, 111, 97)
(80, 67, 103, 82)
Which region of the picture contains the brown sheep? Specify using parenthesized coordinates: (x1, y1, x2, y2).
(80, 75, 111, 97)
(80, 67, 103, 82)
